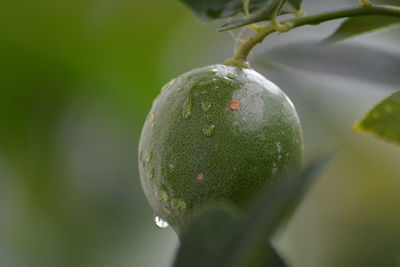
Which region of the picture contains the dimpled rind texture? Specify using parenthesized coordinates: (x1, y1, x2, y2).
(138, 64, 303, 231)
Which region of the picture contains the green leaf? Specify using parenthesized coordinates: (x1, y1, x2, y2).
(173, 207, 241, 267)
(322, 15, 400, 45)
(220, 154, 332, 267)
(173, 154, 331, 267)
(261, 42, 400, 87)
(173, 207, 287, 267)
(218, 0, 281, 31)
(218, 0, 303, 31)
(180, 0, 302, 23)
(354, 90, 400, 146)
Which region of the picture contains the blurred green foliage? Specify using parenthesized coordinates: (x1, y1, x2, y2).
(0, 0, 400, 267)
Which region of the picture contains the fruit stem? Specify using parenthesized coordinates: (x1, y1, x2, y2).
(230, 4, 400, 63)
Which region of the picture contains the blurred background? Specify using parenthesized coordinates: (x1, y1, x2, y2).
(0, 0, 399, 266)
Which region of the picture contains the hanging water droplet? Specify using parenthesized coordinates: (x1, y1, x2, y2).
(182, 97, 192, 119)
(146, 112, 154, 123)
(154, 215, 169, 228)
(202, 124, 215, 137)
(201, 102, 211, 112)
(145, 152, 153, 162)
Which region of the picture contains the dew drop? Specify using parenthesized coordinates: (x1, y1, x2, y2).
(272, 162, 278, 175)
(199, 80, 213, 87)
(276, 142, 282, 153)
(221, 77, 232, 85)
(157, 188, 169, 202)
(154, 215, 169, 228)
(161, 78, 176, 93)
(145, 152, 153, 162)
(146, 112, 154, 123)
(172, 198, 187, 211)
(182, 97, 192, 119)
(202, 124, 215, 137)
(201, 102, 211, 112)
(148, 168, 154, 180)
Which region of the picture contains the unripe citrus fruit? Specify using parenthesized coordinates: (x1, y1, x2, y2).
(138, 64, 303, 232)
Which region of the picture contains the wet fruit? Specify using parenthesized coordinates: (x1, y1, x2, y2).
(138, 64, 303, 232)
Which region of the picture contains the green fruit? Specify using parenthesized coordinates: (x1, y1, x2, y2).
(138, 64, 303, 232)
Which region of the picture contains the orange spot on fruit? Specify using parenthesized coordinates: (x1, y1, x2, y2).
(229, 100, 240, 111)
(196, 173, 204, 181)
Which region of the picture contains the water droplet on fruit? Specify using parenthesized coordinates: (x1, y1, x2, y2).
(145, 152, 153, 162)
(172, 198, 187, 211)
(199, 80, 213, 87)
(147, 112, 154, 123)
(182, 97, 192, 119)
(161, 78, 176, 93)
(202, 124, 215, 136)
(221, 77, 232, 85)
(157, 188, 169, 202)
(276, 142, 282, 153)
(201, 102, 211, 112)
(272, 162, 278, 175)
(154, 215, 169, 228)
(148, 168, 154, 179)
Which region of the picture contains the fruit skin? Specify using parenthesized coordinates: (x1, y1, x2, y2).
(138, 64, 303, 232)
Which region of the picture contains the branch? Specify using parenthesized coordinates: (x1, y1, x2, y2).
(226, 5, 400, 64)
